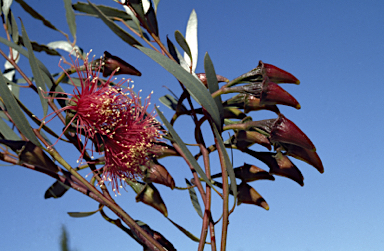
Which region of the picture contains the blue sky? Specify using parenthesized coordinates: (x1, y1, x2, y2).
(1, 1, 384, 251)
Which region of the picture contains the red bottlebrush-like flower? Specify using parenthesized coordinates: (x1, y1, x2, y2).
(45, 52, 163, 193)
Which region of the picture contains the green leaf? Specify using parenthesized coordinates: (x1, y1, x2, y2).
(14, 0, 62, 32)
(9, 10, 19, 44)
(44, 180, 70, 199)
(20, 20, 48, 117)
(204, 53, 224, 127)
(63, 0, 76, 40)
(127, 0, 146, 26)
(155, 106, 215, 190)
(18, 36, 61, 56)
(0, 72, 40, 146)
(167, 217, 200, 242)
(185, 179, 203, 218)
(0, 118, 20, 140)
(212, 123, 237, 207)
(145, 1, 158, 36)
(73, 2, 132, 20)
(159, 94, 187, 112)
(0, 37, 57, 86)
(138, 47, 221, 128)
(175, 30, 192, 63)
(184, 9, 198, 72)
(67, 210, 99, 218)
(153, 0, 160, 14)
(87, 1, 142, 47)
(1, 0, 12, 17)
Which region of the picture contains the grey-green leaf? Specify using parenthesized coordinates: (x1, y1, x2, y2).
(87, 1, 142, 47)
(212, 123, 237, 207)
(175, 30, 192, 62)
(155, 106, 215, 190)
(0, 72, 40, 146)
(67, 210, 99, 218)
(20, 20, 48, 117)
(204, 53, 224, 126)
(185, 179, 203, 218)
(0, 118, 20, 140)
(63, 0, 76, 40)
(138, 47, 221, 128)
(73, 2, 132, 20)
(167, 217, 200, 242)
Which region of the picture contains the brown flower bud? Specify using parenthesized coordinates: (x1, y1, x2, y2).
(281, 143, 324, 173)
(234, 163, 275, 182)
(102, 51, 141, 77)
(225, 93, 280, 113)
(235, 130, 271, 150)
(142, 160, 175, 189)
(237, 181, 269, 210)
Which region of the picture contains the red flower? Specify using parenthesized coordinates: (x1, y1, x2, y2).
(45, 52, 163, 193)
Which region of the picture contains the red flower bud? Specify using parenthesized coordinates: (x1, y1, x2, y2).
(281, 143, 324, 173)
(270, 114, 316, 151)
(261, 82, 301, 109)
(264, 63, 300, 84)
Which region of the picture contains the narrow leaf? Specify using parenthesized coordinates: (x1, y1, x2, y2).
(175, 30, 192, 63)
(185, 179, 203, 218)
(159, 94, 187, 112)
(87, 1, 142, 47)
(14, 0, 61, 32)
(184, 9, 198, 72)
(167, 218, 200, 242)
(212, 123, 237, 206)
(44, 181, 70, 199)
(138, 47, 221, 128)
(153, 0, 160, 14)
(20, 20, 48, 116)
(63, 0, 76, 40)
(73, 2, 132, 20)
(204, 53, 224, 126)
(0, 72, 40, 146)
(155, 106, 215, 190)
(145, 1, 158, 36)
(67, 210, 98, 218)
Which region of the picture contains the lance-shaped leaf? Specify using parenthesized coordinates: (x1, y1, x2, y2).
(142, 160, 175, 189)
(139, 47, 221, 128)
(264, 63, 300, 84)
(166, 36, 180, 64)
(247, 150, 304, 186)
(87, 1, 142, 47)
(144, 0, 158, 36)
(184, 9, 198, 72)
(135, 220, 177, 251)
(237, 181, 269, 210)
(271, 114, 316, 151)
(167, 217, 200, 243)
(204, 53, 224, 127)
(44, 180, 70, 199)
(68, 209, 100, 218)
(15, 0, 61, 32)
(281, 143, 324, 173)
(101, 51, 141, 77)
(159, 94, 187, 113)
(18, 36, 61, 56)
(0, 72, 40, 146)
(127, 180, 168, 217)
(185, 179, 203, 218)
(235, 130, 271, 150)
(175, 30, 192, 64)
(73, 2, 132, 20)
(20, 20, 48, 116)
(63, 0, 76, 40)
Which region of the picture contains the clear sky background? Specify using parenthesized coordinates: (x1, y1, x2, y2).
(1, 1, 384, 251)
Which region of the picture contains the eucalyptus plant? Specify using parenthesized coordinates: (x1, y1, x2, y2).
(0, 1, 323, 250)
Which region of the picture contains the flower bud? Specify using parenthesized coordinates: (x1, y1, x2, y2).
(225, 93, 280, 113)
(102, 51, 141, 77)
(270, 114, 316, 151)
(235, 130, 271, 150)
(237, 181, 269, 210)
(233, 163, 275, 182)
(196, 73, 228, 86)
(264, 63, 300, 84)
(128, 180, 168, 216)
(281, 143, 324, 173)
(142, 160, 175, 189)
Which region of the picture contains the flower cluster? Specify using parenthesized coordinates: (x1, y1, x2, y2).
(47, 52, 163, 193)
